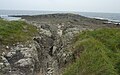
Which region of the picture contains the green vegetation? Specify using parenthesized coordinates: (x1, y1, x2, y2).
(63, 28, 120, 75)
(0, 19, 38, 45)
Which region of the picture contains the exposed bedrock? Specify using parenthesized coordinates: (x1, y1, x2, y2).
(0, 13, 117, 75)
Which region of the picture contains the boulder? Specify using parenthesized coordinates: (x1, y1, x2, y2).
(40, 28, 52, 37)
(15, 58, 33, 67)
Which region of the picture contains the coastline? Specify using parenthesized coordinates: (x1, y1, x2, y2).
(0, 13, 119, 26)
(10, 13, 120, 28)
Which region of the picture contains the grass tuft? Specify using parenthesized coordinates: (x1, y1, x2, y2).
(0, 19, 38, 45)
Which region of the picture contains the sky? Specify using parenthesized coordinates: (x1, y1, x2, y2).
(0, 0, 120, 13)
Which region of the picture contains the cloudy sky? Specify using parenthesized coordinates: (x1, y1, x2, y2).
(0, 0, 120, 13)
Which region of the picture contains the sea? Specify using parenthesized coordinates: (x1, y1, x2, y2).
(0, 10, 120, 22)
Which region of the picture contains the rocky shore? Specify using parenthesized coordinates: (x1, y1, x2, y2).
(0, 13, 119, 75)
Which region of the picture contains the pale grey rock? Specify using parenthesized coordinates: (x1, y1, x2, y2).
(6, 51, 16, 57)
(57, 29, 63, 37)
(1, 56, 10, 66)
(6, 46, 9, 49)
(15, 58, 33, 67)
(52, 46, 57, 54)
(0, 63, 4, 69)
(40, 28, 52, 37)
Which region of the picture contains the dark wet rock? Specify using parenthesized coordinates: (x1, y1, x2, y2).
(41, 24, 50, 30)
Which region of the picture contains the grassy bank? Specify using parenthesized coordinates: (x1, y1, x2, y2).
(63, 28, 120, 75)
(0, 19, 38, 45)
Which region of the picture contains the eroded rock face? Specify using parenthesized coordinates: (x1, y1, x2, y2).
(22, 16, 94, 75)
(0, 43, 40, 75)
(31, 22, 85, 75)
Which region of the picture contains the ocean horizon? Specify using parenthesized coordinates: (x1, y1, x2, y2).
(0, 10, 120, 22)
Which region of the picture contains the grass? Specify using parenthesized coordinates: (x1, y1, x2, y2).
(0, 19, 38, 74)
(63, 28, 120, 75)
(0, 19, 38, 45)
